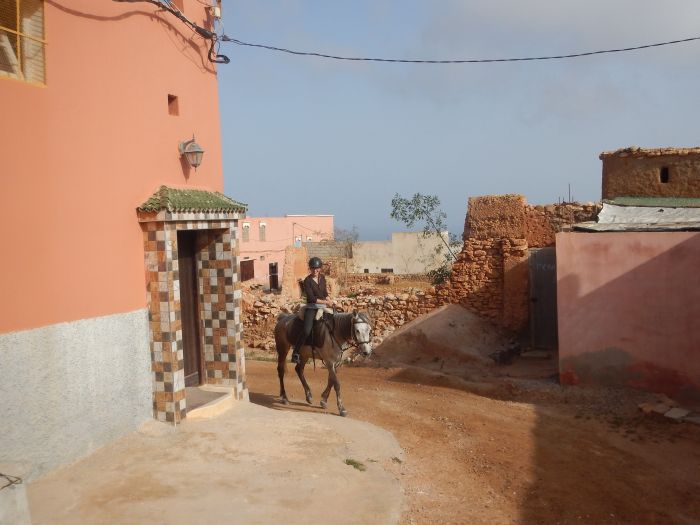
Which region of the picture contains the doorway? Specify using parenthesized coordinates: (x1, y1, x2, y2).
(528, 247, 558, 350)
(240, 259, 254, 281)
(269, 262, 279, 290)
(177, 230, 203, 387)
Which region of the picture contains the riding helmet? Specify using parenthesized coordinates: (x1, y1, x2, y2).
(308, 257, 323, 269)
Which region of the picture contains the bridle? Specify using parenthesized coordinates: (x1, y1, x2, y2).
(349, 317, 372, 347)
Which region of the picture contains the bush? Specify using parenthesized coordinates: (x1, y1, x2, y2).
(427, 263, 451, 285)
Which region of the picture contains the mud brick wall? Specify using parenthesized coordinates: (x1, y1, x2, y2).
(440, 195, 598, 334)
(601, 147, 700, 200)
(525, 203, 601, 247)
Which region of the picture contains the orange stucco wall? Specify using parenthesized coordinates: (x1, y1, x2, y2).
(0, 1, 225, 333)
(557, 232, 700, 402)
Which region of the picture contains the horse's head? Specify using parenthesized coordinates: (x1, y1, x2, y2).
(352, 310, 373, 357)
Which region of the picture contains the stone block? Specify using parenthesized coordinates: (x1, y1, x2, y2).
(664, 407, 691, 421)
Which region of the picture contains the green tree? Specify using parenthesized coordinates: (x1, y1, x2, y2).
(390, 193, 458, 261)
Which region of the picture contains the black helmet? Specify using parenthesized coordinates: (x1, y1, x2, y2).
(308, 257, 323, 269)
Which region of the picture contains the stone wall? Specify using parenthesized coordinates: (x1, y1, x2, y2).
(439, 195, 599, 333)
(243, 289, 446, 351)
(601, 147, 700, 200)
(342, 273, 431, 286)
(243, 195, 600, 349)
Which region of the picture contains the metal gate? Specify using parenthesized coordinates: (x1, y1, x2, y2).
(528, 247, 558, 350)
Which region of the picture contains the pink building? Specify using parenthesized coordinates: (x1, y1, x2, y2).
(0, 0, 247, 485)
(557, 231, 700, 404)
(238, 215, 334, 289)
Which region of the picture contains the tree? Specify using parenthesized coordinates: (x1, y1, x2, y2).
(390, 193, 458, 261)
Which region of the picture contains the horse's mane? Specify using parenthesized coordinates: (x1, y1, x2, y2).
(334, 311, 371, 339)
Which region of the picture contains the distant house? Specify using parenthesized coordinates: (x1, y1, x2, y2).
(0, 0, 246, 486)
(557, 147, 700, 403)
(351, 232, 450, 274)
(237, 215, 334, 289)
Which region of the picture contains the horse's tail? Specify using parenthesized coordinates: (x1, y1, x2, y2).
(274, 315, 290, 370)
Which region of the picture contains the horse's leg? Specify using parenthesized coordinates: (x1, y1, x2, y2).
(320, 370, 333, 410)
(276, 330, 290, 405)
(329, 363, 347, 417)
(295, 350, 313, 405)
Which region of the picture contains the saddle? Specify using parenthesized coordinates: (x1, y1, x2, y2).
(296, 305, 334, 321)
(290, 307, 335, 348)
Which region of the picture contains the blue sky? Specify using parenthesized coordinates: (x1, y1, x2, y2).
(218, 1, 700, 240)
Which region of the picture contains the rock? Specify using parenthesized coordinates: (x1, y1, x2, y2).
(651, 403, 671, 415)
(684, 415, 700, 425)
(664, 408, 691, 421)
(638, 402, 656, 415)
(654, 393, 678, 407)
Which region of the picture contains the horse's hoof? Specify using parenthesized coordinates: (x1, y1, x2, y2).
(320, 400, 327, 409)
(339, 409, 348, 417)
(306, 394, 313, 405)
(281, 398, 290, 405)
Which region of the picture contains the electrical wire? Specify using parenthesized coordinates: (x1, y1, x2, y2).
(221, 34, 700, 64)
(113, 0, 230, 63)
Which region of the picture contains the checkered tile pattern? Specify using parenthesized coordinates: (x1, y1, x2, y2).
(140, 214, 247, 424)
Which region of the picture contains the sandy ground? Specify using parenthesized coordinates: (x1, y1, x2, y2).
(27, 401, 402, 525)
(26, 299, 700, 525)
(251, 359, 700, 525)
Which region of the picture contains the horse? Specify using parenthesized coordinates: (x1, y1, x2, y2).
(274, 309, 373, 417)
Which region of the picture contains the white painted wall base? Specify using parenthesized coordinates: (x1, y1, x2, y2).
(0, 309, 152, 482)
(0, 482, 31, 525)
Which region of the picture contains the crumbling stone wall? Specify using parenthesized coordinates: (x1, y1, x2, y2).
(601, 147, 700, 200)
(439, 195, 599, 333)
(247, 195, 600, 347)
(243, 289, 446, 350)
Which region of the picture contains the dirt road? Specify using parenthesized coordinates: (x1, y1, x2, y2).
(247, 360, 700, 525)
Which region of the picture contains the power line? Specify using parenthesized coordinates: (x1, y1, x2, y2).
(221, 34, 700, 64)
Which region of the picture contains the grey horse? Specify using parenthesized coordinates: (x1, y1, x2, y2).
(274, 310, 372, 417)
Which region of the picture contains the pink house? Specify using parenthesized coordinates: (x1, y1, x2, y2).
(557, 231, 700, 404)
(0, 0, 248, 485)
(238, 215, 334, 289)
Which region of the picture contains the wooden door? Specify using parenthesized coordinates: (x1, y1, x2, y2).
(269, 262, 279, 290)
(240, 259, 255, 281)
(177, 231, 203, 387)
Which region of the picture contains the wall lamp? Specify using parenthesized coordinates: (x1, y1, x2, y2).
(179, 135, 205, 170)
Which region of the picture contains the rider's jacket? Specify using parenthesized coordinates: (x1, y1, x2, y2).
(303, 274, 328, 305)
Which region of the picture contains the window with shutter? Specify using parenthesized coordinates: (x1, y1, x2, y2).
(0, 0, 46, 84)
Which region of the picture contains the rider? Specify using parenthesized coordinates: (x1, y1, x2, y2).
(291, 257, 333, 364)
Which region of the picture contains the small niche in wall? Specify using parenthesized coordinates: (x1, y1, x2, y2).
(168, 94, 179, 116)
(660, 166, 670, 183)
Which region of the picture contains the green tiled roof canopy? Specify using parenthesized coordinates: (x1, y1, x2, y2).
(138, 186, 247, 213)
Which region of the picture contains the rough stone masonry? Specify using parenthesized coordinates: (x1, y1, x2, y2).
(243, 195, 600, 348)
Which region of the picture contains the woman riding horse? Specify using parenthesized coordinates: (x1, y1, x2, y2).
(291, 256, 334, 363)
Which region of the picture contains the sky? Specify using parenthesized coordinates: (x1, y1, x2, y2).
(218, 1, 700, 240)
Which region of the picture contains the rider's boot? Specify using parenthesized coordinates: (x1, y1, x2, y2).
(291, 335, 304, 364)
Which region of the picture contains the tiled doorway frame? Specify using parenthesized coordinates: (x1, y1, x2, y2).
(138, 201, 248, 424)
